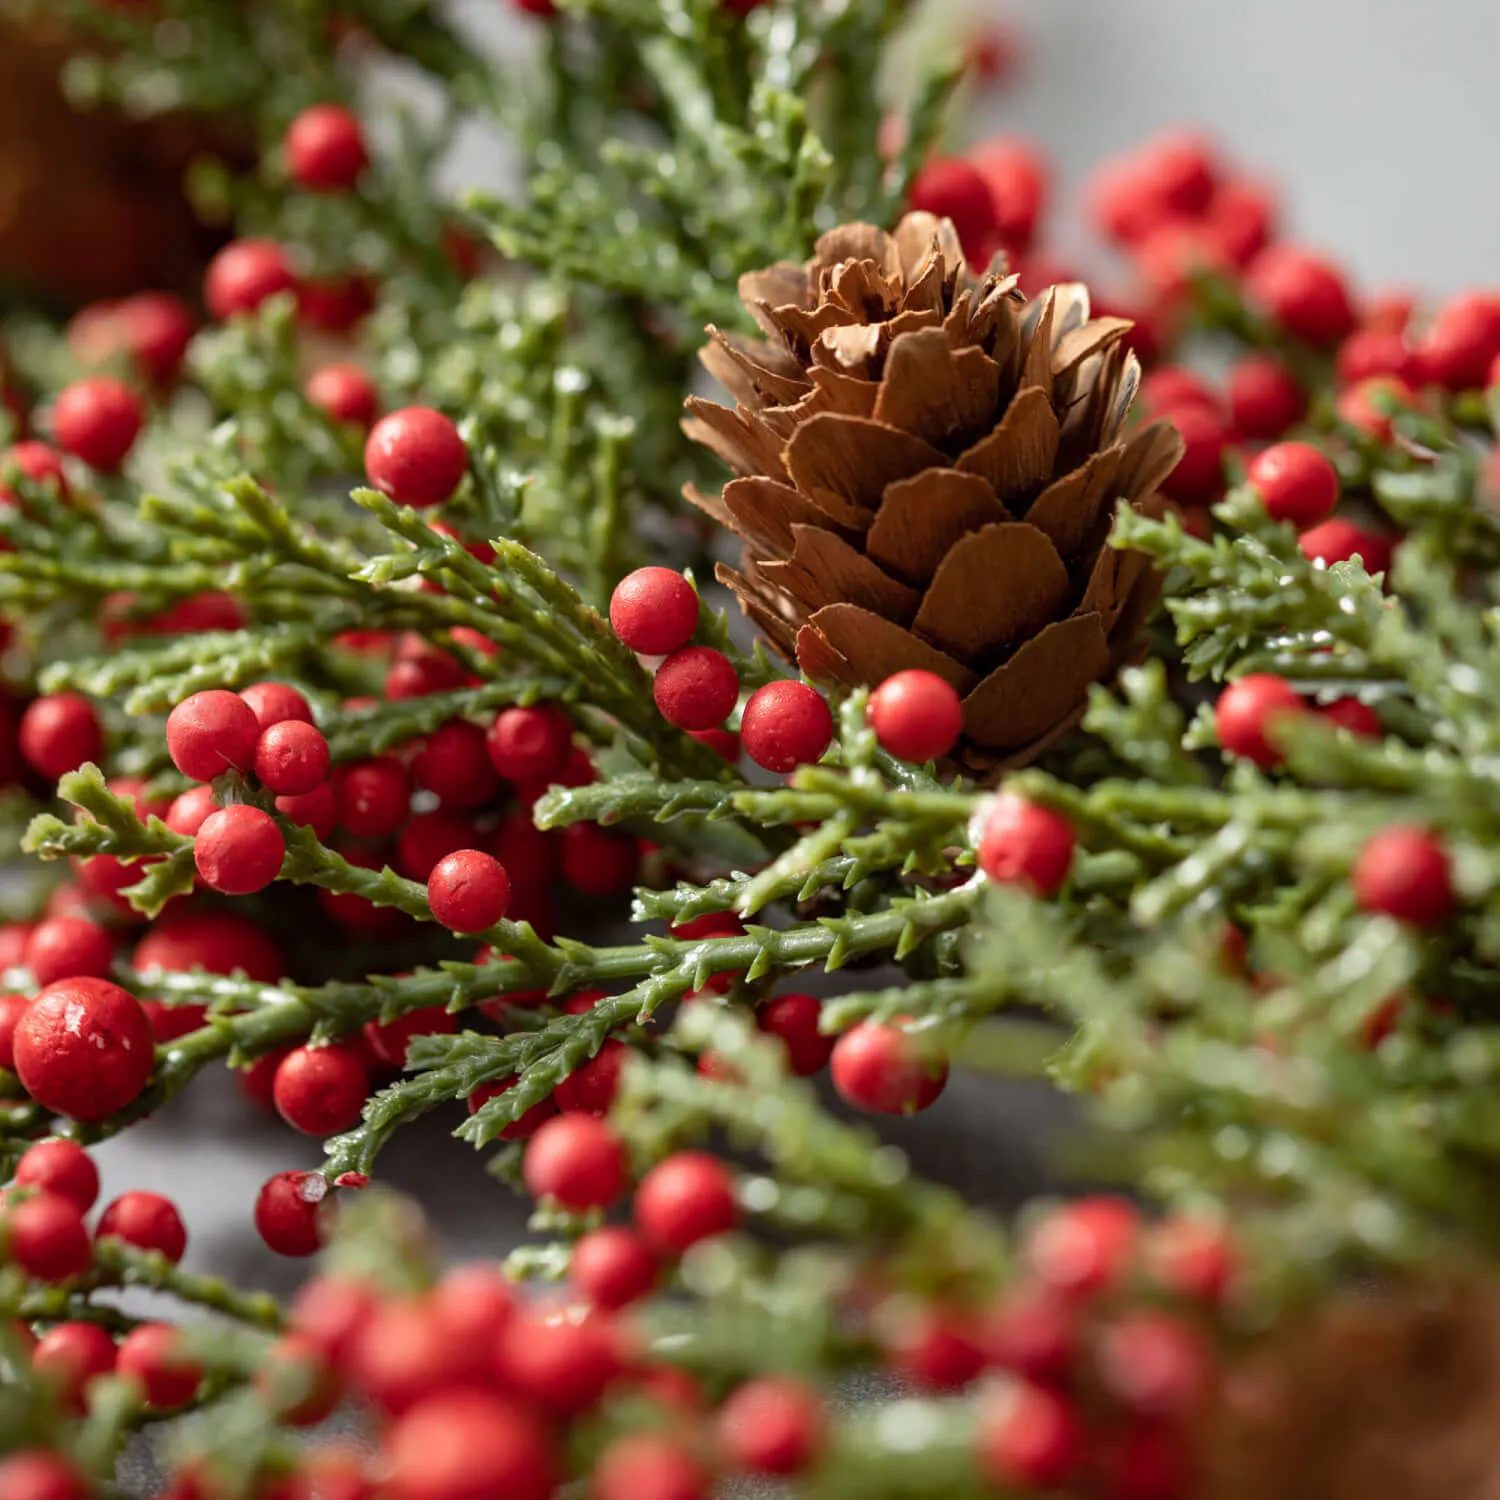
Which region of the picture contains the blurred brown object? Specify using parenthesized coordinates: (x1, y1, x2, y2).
(0, 12, 244, 308)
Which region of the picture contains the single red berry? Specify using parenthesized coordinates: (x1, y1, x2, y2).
(288, 1273, 375, 1364)
(285, 103, 369, 191)
(969, 137, 1046, 255)
(0, 1453, 93, 1500)
(690, 727, 740, 763)
(412, 719, 498, 810)
(116, 1322, 202, 1408)
(1147, 1215, 1236, 1304)
(571, 1225, 658, 1309)
(553, 1039, 627, 1115)
(1337, 327, 1421, 387)
(253, 1170, 331, 1258)
(468, 1075, 556, 1140)
(1215, 674, 1304, 769)
(740, 680, 834, 773)
(165, 785, 218, 836)
(273, 1043, 369, 1135)
(194, 805, 285, 895)
(15, 1139, 99, 1213)
(366, 1005, 458, 1069)
(635, 1151, 739, 1255)
(717, 1375, 824, 1475)
(1353, 824, 1455, 928)
(1245, 245, 1357, 346)
(978, 794, 1075, 894)
(277, 781, 338, 842)
(486, 703, 573, 783)
(24, 916, 113, 987)
(205, 239, 297, 320)
(1322, 697, 1382, 739)
(1140, 366, 1218, 417)
(1135, 220, 1231, 305)
(595, 1432, 706, 1500)
(3, 1191, 91, 1280)
(492, 810, 561, 886)
(0, 441, 69, 511)
(253, 720, 329, 796)
(134, 908, 283, 984)
(1096, 1310, 1213, 1417)
(1421, 290, 1500, 391)
(306, 363, 379, 429)
(1159, 402, 1228, 505)
(298, 273, 378, 332)
(560, 823, 639, 897)
(1299, 517, 1394, 577)
(653, 646, 739, 732)
(1137, 128, 1217, 215)
(95, 1190, 186, 1263)
(364, 407, 467, 508)
(258, 1333, 343, 1427)
(512, 0, 558, 14)
(1227, 353, 1306, 440)
(497, 1307, 622, 1415)
(396, 809, 480, 882)
(166, 689, 260, 782)
(982, 1283, 1078, 1382)
(610, 568, 700, 655)
(114, 291, 195, 387)
(1246, 441, 1339, 528)
(868, 670, 964, 763)
(348, 1297, 475, 1413)
(1336, 373, 1414, 443)
(336, 757, 412, 838)
(976, 1380, 1083, 1490)
(756, 992, 833, 1076)
(32, 1320, 116, 1411)
(385, 1390, 556, 1500)
(428, 849, 511, 933)
(1205, 176, 1277, 266)
(522, 1114, 627, 1211)
(830, 1018, 948, 1115)
(239, 681, 313, 730)
(886, 1305, 986, 1391)
(19, 694, 103, 780)
(1024, 1195, 1139, 1298)
(51, 378, 143, 472)
(14, 978, 154, 1120)
(385, 643, 466, 700)
(909, 158, 997, 263)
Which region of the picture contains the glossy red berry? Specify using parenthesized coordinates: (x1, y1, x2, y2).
(273, 1043, 369, 1135)
(364, 407, 467, 508)
(14, 978, 154, 1120)
(571, 1226, 658, 1309)
(254, 720, 329, 796)
(1420, 290, 1500, 391)
(1353, 824, 1454, 928)
(276, 781, 338, 842)
(336, 757, 412, 838)
(829, 1019, 947, 1115)
(522, 1113, 627, 1211)
(635, 1151, 739, 1255)
(717, 1375, 824, 1475)
(486, 704, 573, 783)
(51, 378, 143, 473)
(194, 805, 285, 895)
(1337, 327, 1421, 388)
(595, 1432, 706, 1500)
(112, 291, 195, 387)
(428, 849, 511, 933)
(14, 1139, 99, 1213)
(1322, 697, 1382, 739)
(0, 1453, 93, 1500)
(1227, 353, 1306, 440)
(976, 1380, 1082, 1489)
(1299, 517, 1394, 577)
(1159, 402, 1228, 505)
(285, 104, 369, 191)
(610, 568, 700, 655)
(969, 138, 1046, 255)
(366, 1005, 458, 1069)
(412, 719, 498, 809)
(740, 680, 834, 773)
(1247, 441, 1339, 528)
(909, 158, 997, 263)
(239, 681, 313, 730)
(24, 916, 113, 987)
(20, 693, 103, 780)
(553, 1039, 627, 1115)
(653, 647, 739, 732)
(1024, 1195, 1139, 1297)
(385, 1390, 556, 1500)
(116, 1322, 202, 1408)
(306, 363, 379, 429)
(206, 239, 298, 320)
(32, 1320, 116, 1410)
(756, 992, 833, 1076)
(165, 785, 219, 836)
(868, 670, 964, 763)
(560, 822, 639, 897)
(396, 810, 479, 882)
(254, 1171, 331, 1258)
(1215, 674, 1304, 769)
(978, 794, 1075, 895)
(1245, 245, 1357, 346)
(1140, 366, 1218, 417)
(167, 690, 260, 782)
(95, 1190, 187, 1263)
(3, 1192, 91, 1280)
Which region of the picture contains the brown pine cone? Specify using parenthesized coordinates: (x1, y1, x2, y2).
(683, 214, 1183, 775)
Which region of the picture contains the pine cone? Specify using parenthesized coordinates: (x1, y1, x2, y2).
(683, 214, 1183, 774)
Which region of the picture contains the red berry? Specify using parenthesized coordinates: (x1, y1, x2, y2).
(116, 1322, 202, 1408)
(969, 137, 1046, 256)
(254, 1170, 331, 1257)
(756, 992, 833, 1076)
(982, 1284, 1077, 1382)
(978, 794, 1075, 895)
(553, 1039, 627, 1115)
(909, 158, 997, 263)
(288, 1273, 374, 1363)
(1204, 177, 1276, 266)
(1322, 697, 1382, 739)
(51, 378, 143, 473)
(497, 1307, 621, 1415)
(0, 441, 69, 511)
(298, 274, 377, 333)
(1147, 1215, 1236, 1304)
(258, 1333, 343, 1426)
(571, 1226, 657, 1310)
(1215, 673, 1304, 769)
(165, 785, 218, 836)
(277, 781, 338, 841)
(1299, 517, 1394, 577)
(115, 291, 195, 387)
(134, 908, 283, 984)
(14, 978, 154, 1120)
(718, 1375, 824, 1475)
(32, 1320, 116, 1410)
(492, 810, 561, 886)
(285, 103, 369, 191)
(364, 407, 467, 509)
(20, 694, 103, 780)
(273, 1043, 369, 1135)
(1227, 353, 1306, 440)
(595, 1432, 706, 1500)
(610, 568, 700, 655)
(24, 916, 113, 987)
(1337, 374, 1414, 443)
(1337, 327, 1420, 387)
(467, 1075, 556, 1140)
(830, 1018, 947, 1115)
(1420, 290, 1500, 391)
(886, 1305, 986, 1391)
(653, 646, 739, 732)
(740, 680, 834, 773)
(239, 682, 313, 730)
(254, 720, 330, 796)
(15, 1140, 99, 1213)
(3, 1192, 91, 1280)
(336, 757, 412, 838)
(1137, 128, 1216, 215)
(512, 0, 558, 14)
(166, 689, 261, 782)
(635, 1151, 739, 1255)
(1159, 402, 1228, 505)
(868, 670, 964, 763)
(486, 704, 573, 783)
(1135, 220, 1231, 304)
(366, 1005, 458, 1068)
(412, 719, 498, 809)
(1246, 441, 1339, 528)
(396, 809, 479, 882)
(0, 1453, 92, 1500)
(1140, 366, 1218, 418)
(306, 363, 379, 429)
(385, 644, 466, 700)
(428, 849, 511, 933)
(205, 239, 297, 321)
(690, 727, 740, 763)
(194, 805, 286, 895)
(522, 1114, 627, 1210)
(95, 1190, 186, 1263)
(1096, 1310, 1213, 1417)
(560, 822, 639, 897)
(385, 1390, 555, 1500)
(1024, 1195, 1139, 1297)
(1245, 245, 1357, 346)
(1352, 824, 1454, 928)
(976, 1380, 1082, 1489)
